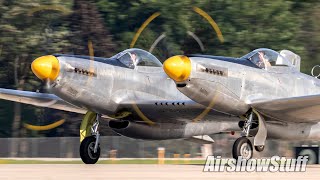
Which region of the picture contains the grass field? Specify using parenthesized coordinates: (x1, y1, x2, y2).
(0, 159, 206, 164)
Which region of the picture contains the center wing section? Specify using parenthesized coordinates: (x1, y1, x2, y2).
(0, 88, 86, 114)
(114, 96, 237, 124)
(248, 94, 320, 122)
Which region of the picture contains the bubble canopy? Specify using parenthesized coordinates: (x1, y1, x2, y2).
(242, 48, 293, 69)
(112, 48, 162, 69)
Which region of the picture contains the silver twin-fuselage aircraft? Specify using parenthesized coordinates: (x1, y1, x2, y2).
(1, 48, 320, 164)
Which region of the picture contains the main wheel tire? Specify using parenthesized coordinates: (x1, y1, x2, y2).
(232, 137, 253, 160)
(254, 145, 265, 152)
(80, 136, 100, 164)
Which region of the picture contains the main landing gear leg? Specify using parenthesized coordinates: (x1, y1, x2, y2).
(232, 110, 268, 160)
(79, 111, 101, 164)
(232, 112, 254, 160)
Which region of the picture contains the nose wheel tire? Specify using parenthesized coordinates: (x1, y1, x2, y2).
(80, 136, 100, 164)
(232, 137, 253, 160)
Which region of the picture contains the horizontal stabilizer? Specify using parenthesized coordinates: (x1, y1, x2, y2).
(184, 135, 214, 144)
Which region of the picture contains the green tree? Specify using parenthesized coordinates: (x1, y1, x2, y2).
(292, 1, 320, 73)
(96, 0, 198, 60)
(65, 0, 116, 57)
(183, 1, 302, 57)
(0, 0, 71, 138)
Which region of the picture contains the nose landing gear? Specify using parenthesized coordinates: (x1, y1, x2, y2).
(79, 111, 101, 164)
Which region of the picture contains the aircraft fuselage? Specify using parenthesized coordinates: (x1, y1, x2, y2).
(176, 55, 320, 116)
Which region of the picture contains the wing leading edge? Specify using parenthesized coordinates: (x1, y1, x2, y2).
(0, 88, 86, 114)
(248, 94, 320, 122)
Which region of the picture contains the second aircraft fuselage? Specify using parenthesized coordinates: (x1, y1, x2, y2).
(176, 54, 320, 116)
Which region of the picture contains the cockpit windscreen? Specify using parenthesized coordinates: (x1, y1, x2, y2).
(112, 48, 162, 69)
(242, 48, 293, 69)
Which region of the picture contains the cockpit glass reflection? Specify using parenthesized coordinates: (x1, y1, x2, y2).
(243, 48, 293, 69)
(113, 48, 162, 69)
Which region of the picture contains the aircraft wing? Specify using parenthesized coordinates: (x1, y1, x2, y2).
(0, 88, 86, 114)
(248, 94, 320, 123)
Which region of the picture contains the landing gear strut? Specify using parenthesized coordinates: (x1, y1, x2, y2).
(232, 113, 254, 160)
(80, 113, 101, 164)
(232, 110, 267, 160)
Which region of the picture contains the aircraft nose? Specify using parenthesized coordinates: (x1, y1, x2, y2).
(163, 55, 191, 82)
(31, 55, 60, 81)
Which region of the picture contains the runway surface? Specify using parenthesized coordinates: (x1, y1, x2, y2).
(0, 164, 319, 180)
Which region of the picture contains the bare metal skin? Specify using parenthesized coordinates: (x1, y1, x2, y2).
(1, 48, 319, 163)
(165, 48, 320, 141)
(0, 49, 240, 141)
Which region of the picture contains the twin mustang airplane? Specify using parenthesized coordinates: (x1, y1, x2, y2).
(1, 48, 320, 164)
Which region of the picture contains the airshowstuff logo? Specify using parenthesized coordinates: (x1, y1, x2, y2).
(203, 156, 308, 172)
